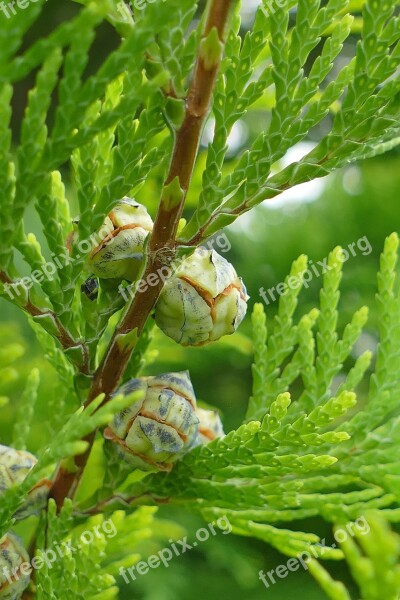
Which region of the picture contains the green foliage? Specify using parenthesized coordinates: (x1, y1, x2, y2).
(0, 1, 400, 599)
(122, 233, 400, 580)
(35, 500, 181, 600)
(0, 329, 25, 407)
(35, 499, 118, 599)
(0, 390, 142, 537)
(12, 368, 40, 450)
(181, 0, 400, 241)
(308, 512, 400, 600)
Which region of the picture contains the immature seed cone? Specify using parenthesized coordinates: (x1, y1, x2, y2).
(87, 197, 153, 281)
(154, 248, 248, 346)
(0, 445, 51, 520)
(0, 533, 31, 599)
(195, 407, 225, 445)
(104, 371, 199, 471)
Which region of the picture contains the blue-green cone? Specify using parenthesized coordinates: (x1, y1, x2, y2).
(86, 197, 153, 281)
(0, 445, 51, 520)
(0, 533, 31, 599)
(104, 371, 199, 471)
(195, 407, 225, 445)
(154, 248, 248, 346)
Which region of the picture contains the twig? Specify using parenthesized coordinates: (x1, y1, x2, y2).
(49, 0, 233, 510)
(0, 271, 90, 375)
(79, 492, 170, 516)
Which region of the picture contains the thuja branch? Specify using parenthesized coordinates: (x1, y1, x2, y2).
(49, 0, 233, 509)
(89, 0, 233, 400)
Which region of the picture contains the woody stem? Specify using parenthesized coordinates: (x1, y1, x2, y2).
(49, 0, 233, 510)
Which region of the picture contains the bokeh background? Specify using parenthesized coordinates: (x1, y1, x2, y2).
(1, 1, 400, 598)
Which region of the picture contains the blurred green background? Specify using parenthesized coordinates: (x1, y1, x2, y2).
(1, 1, 400, 599)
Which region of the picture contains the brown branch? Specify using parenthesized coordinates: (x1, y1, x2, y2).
(49, 0, 233, 510)
(0, 271, 90, 374)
